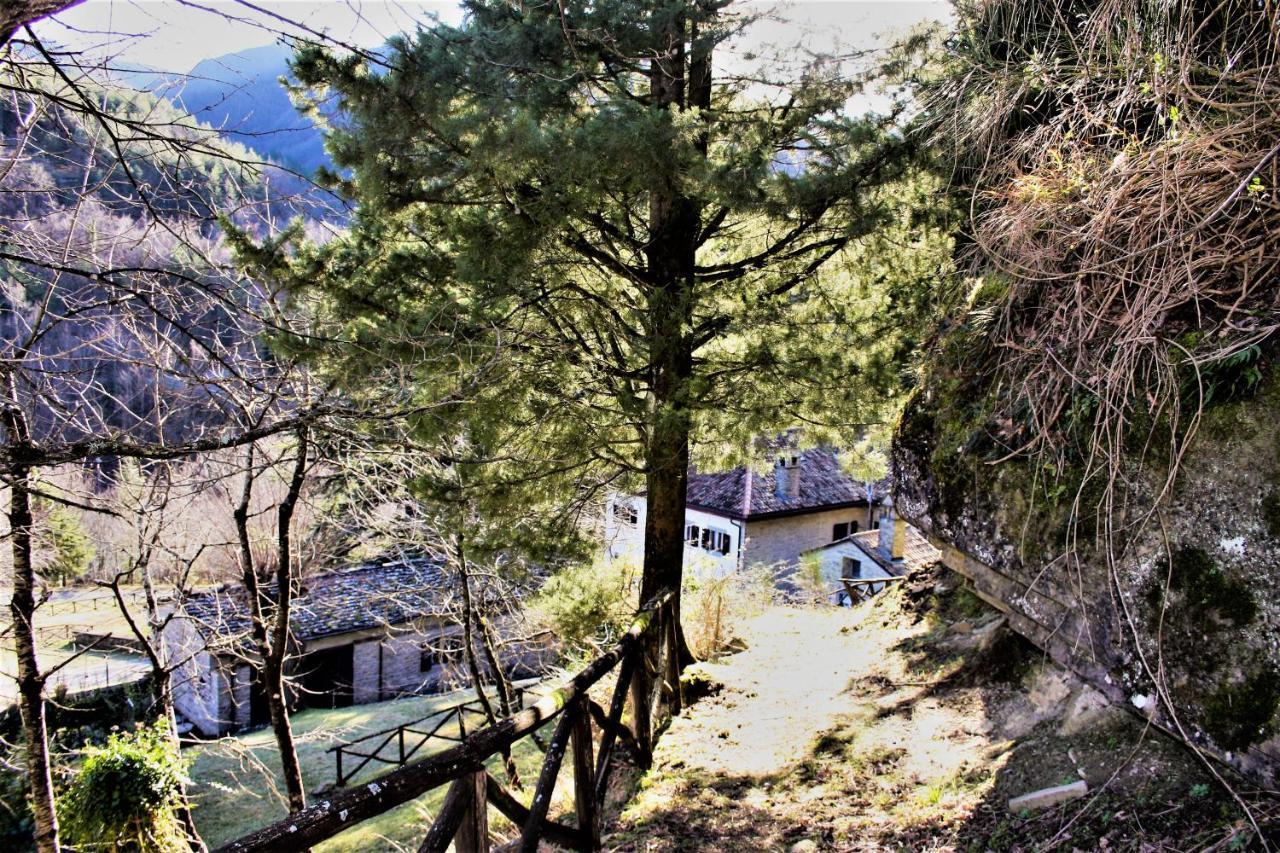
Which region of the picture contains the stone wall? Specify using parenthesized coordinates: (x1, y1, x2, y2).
(745, 506, 881, 570)
(893, 376, 1280, 785)
(163, 616, 229, 737)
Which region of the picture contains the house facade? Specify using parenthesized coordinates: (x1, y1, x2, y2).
(164, 558, 546, 736)
(803, 499, 942, 604)
(604, 447, 886, 578)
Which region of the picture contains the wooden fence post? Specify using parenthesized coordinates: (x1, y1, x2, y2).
(519, 700, 578, 852)
(665, 601, 682, 716)
(454, 770, 489, 853)
(629, 647, 653, 769)
(419, 770, 488, 853)
(570, 703, 598, 850)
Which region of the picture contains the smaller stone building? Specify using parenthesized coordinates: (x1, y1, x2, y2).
(164, 558, 543, 736)
(803, 500, 942, 604)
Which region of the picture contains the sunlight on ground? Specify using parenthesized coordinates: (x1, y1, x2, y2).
(608, 573, 1238, 851)
(186, 686, 569, 851)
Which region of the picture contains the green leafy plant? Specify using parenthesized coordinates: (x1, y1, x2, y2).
(58, 722, 189, 852)
(532, 559, 636, 655)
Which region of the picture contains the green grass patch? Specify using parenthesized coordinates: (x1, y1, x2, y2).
(186, 687, 559, 851)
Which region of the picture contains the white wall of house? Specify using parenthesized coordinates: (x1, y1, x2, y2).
(603, 495, 742, 578)
(603, 495, 886, 580)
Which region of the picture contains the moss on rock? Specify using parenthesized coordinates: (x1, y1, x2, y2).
(1261, 489, 1280, 539)
(1203, 667, 1280, 751)
(1150, 547, 1257, 630)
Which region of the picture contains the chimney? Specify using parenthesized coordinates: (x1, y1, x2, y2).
(775, 454, 801, 501)
(878, 495, 907, 561)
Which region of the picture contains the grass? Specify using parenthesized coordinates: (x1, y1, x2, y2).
(0, 586, 156, 701)
(186, 686, 565, 852)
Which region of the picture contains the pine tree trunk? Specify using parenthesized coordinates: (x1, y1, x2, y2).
(639, 7, 712, 666)
(7, 464, 60, 853)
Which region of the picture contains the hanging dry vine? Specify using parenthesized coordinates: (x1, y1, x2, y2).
(917, 0, 1280, 840)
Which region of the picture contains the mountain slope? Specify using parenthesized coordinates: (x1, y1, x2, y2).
(159, 43, 328, 175)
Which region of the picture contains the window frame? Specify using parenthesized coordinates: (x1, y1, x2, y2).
(420, 632, 463, 672)
(612, 500, 638, 526)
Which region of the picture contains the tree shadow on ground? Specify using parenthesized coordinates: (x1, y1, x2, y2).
(604, 574, 1277, 851)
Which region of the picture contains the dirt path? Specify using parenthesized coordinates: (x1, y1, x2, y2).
(603, 576, 1240, 852)
(645, 606, 889, 779)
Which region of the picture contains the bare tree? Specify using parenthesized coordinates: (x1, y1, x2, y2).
(229, 430, 310, 813)
(0, 26, 332, 850)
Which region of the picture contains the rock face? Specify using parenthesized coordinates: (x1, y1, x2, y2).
(893, 374, 1280, 785)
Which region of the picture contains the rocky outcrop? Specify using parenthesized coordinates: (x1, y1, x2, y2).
(893, 374, 1280, 785)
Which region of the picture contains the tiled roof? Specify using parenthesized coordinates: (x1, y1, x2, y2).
(846, 526, 941, 575)
(182, 558, 452, 644)
(685, 447, 888, 519)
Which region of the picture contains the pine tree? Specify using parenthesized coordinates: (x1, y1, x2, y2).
(40, 502, 94, 587)
(262, 0, 948, 632)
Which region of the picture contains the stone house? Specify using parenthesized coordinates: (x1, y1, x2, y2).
(802, 499, 942, 604)
(164, 558, 543, 736)
(604, 447, 887, 578)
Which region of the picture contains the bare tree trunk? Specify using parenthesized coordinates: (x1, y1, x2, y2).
(270, 429, 308, 813)
(236, 434, 309, 814)
(477, 615, 514, 717)
(6, 463, 59, 853)
(1, 0, 85, 45)
(2, 366, 59, 852)
(453, 539, 520, 788)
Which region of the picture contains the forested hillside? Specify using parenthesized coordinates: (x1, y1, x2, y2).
(155, 43, 329, 175)
(1, 59, 327, 449)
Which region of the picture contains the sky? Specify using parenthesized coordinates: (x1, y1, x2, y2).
(34, 0, 952, 74)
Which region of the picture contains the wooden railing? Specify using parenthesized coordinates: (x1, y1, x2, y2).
(329, 686, 536, 787)
(839, 575, 903, 605)
(215, 590, 681, 853)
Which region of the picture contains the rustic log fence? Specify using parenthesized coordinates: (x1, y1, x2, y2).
(329, 685, 537, 787)
(215, 590, 681, 853)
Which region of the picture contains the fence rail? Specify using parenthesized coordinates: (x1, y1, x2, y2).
(215, 589, 681, 853)
(838, 574, 904, 605)
(329, 686, 536, 787)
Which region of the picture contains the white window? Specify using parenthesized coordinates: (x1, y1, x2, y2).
(686, 523, 731, 555)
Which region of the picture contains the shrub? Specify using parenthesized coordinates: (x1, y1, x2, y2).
(532, 558, 637, 655)
(58, 722, 188, 852)
(682, 567, 772, 660)
(34, 500, 95, 587)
